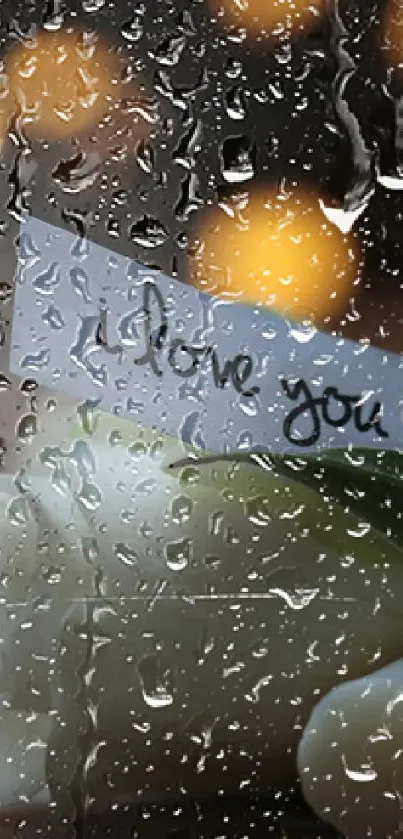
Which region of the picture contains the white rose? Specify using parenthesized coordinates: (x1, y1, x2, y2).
(0, 400, 401, 817)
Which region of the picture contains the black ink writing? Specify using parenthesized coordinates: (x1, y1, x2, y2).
(133, 281, 260, 397)
(94, 282, 387, 447)
(281, 378, 389, 447)
(95, 298, 124, 362)
(132, 281, 169, 377)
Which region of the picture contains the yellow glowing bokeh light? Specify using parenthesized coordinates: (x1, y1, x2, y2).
(5, 29, 118, 139)
(190, 188, 359, 324)
(382, 0, 403, 66)
(213, 0, 326, 37)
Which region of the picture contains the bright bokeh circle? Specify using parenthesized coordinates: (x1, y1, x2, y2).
(5, 29, 117, 139)
(190, 187, 360, 324)
(212, 0, 326, 37)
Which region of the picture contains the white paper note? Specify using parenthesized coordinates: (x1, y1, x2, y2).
(9, 215, 403, 455)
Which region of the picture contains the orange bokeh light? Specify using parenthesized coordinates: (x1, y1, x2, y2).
(212, 0, 326, 37)
(190, 188, 359, 324)
(382, 0, 403, 66)
(5, 29, 118, 140)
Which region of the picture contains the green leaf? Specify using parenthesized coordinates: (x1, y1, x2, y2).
(168, 446, 403, 553)
(69, 404, 403, 553)
(270, 447, 403, 549)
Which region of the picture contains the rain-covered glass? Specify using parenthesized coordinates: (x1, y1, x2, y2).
(0, 1, 403, 837)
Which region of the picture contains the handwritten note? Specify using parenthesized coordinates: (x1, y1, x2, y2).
(9, 215, 403, 454)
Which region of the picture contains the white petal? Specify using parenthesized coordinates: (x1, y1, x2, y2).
(298, 658, 403, 837)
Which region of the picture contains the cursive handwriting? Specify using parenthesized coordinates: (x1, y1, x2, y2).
(95, 298, 124, 362)
(94, 282, 389, 448)
(281, 377, 389, 447)
(97, 281, 260, 398)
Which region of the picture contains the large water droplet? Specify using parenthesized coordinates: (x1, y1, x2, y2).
(129, 215, 168, 248)
(170, 494, 193, 525)
(225, 85, 247, 120)
(121, 14, 144, 42)
(165, 537, 192, 571)
(33, 262, 61, 295)
(82, 0, 105, 11)
(245, 495, 272, 527)
(52, 150, 100, 194)
(7, 495, 32, 525)
(77, 400, 101, 436)
(220, 135, 255, 183)
(135, 139, 155, 174)
(114, 542, 138, 567)
(17, 412, 37, 443)
(42, 304, 65, 330)
(76, 479, 103, 511)
(137, 653, 174, 709)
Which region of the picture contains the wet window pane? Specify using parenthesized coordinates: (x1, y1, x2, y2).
(0, 2, 402, 837)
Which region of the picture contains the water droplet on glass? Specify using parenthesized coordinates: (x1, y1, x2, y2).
(0, 282, 13, 303)
(225, 85, 247, 120)
(82, 0, 105, 11)
(42, 566, 62, 585)
(42, 304, 65, 330)
(21, 349, 50, 371)
(18, 233, 40, 269)
(114, 542, 138, 567)
(108, 429, 122, 447)
(175, 173, 203, 221)
(51, 460, 72, 496)
(202, 554, 221, 570)
(137, 653, 174, 708)
(43, 0, 66, 30)
(220, 135, 255, 183)
(0, 374, 12, 392)
(130, 215, 168, 248)
(245, 495, 272, 527)
(342, 754, 377, 784)
(347, 521, 371, 538)
(289, 322, 317, 344)
(76, 479, 103, 511)
(33, 262, 61, 295)
(52, 150, 100, 194)
(179, 466, 200, 486)
(121, 15, 144, 43)
(152, 34, 186, 67)
(173, 119, 201, 170)
(69, 440, 96, 478)
(129, 440, 147, 459)
(70, 266, 92, 303)
(165, 537, 192, 571)
(7, 495, 32, 525)
(225, 57, 242, 79)
(20, 378, 38, 395)
(136, 139, 155, 174)
(170, 494, 193, 525)
(176, 8, 196, 35)
(17, 412, 37, 443)
(77, 400, 101, 436)
(81, 535, 99, 564)
(269, 586, 319, 610)
(209, 510, 223, 537)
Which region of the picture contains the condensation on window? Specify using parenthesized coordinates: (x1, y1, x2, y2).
(0, 2, 402, 838)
